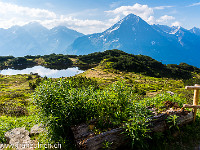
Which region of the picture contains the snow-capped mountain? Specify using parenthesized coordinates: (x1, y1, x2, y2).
(153, 25, 200, 49)
(1, 14, 200, 67)
(68, 14, 200, 67)
(0, 22, 84, 56)
(190, 27, 200, 36)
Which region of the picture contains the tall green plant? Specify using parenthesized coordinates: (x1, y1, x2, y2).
(33, 77, 152, 148)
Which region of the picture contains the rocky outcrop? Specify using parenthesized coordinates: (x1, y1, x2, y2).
(5, 127, 34, 150)
(4, 124, 45, 150)
(30, 124, 45, 136)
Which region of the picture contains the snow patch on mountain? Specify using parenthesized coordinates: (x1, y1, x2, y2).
(170, 26, 180, 34)
(107, 26, 120, 34)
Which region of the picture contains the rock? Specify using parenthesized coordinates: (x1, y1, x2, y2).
(30, 124, 45, 136)
(71, 123, 95, 140)
(166, 91, 175, 96)
(5, 127, 34, 150)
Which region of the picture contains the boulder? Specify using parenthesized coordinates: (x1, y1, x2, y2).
(5, 127, 34, 150)
(166, 91, 175, 96)
(30, 124, 45, 136)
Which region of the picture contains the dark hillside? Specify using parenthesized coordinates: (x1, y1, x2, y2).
(78, 49, 200, 79)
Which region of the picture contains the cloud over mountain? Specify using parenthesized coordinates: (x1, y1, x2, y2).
(106, 3, 179, 26)
(105, 3, 154, 24)
(0, 1, 181, 34)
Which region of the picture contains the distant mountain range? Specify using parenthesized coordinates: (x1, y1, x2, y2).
(69, 14, 200, 67)
(1, 14, 200, 67)
(0, 22, 83, 56)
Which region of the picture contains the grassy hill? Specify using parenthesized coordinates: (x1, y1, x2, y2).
(1, 50, 200, 149)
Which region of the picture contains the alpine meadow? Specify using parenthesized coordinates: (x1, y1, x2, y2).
(1, 1, 200, 150)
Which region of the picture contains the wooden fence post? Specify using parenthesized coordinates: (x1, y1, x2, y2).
(185, 84, 200, 122)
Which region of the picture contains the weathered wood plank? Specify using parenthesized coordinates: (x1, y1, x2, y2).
(185, 86, 200, 90)
(71, 110, 194, 150)
(183, 104, 200, 109)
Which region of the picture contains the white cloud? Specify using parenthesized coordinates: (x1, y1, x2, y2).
(0, 1, 108, 34)
(108, 15, 121, 24)
(105, 3, 179, 26)
(171, 21, 181, 27)
(147, 16, 156, 24)
(153, 6, 174, 10)
(0, 2, 180, 34)
(39, 16, 110, 34)
(157, 15, 175, 23)
(0, 18, 29, 28)
(0, 2, 56, 19)
(187, 2, 200, 7)
(0, 1, 57, 29)
(105, 3, 154, 23)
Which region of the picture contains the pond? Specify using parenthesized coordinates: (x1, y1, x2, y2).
(0, 66, 85, 78)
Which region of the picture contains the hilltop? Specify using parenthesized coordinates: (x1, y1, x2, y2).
(77, 49, 200, 80)
(1, 49, 200, 149)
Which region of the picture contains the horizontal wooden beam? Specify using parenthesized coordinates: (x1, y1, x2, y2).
(185, 86, 200, 90)
(183, 104, 200, 109)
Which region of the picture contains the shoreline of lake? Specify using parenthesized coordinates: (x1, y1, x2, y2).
(0, 66, 84, 78)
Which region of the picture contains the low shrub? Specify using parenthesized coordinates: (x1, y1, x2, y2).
(143, 93, 188, 111)
(33, 77, 152, 149)
(33, 76, 190, 149)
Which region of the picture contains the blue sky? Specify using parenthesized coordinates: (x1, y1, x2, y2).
(0, 0, 200, 34)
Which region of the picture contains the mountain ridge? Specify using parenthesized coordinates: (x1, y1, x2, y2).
(1, 14, 200, 67)
(0, 23, 84, 56)
(68, 13, 200, 67)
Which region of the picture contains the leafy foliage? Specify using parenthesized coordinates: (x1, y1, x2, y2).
(0, 56, 14, 63)
(33, 75, 194, 149)
(78, 49, 127, 64)
(33, 77, 153, 148)
(0, 74, 36, 116)
(0, 53, 73, 70)
(143, 93, 188, 109)
(42, 53, 73, 69)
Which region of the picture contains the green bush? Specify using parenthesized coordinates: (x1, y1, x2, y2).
(33, 76, 192, 149)
(143, 93, 188, 110)
(43, 53, 73, 69)
(33, 77, 152, 148)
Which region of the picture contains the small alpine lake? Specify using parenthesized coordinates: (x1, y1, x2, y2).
(0, 66, 84, 78)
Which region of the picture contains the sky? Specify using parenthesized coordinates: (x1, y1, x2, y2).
(0, 0, 200, 34)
